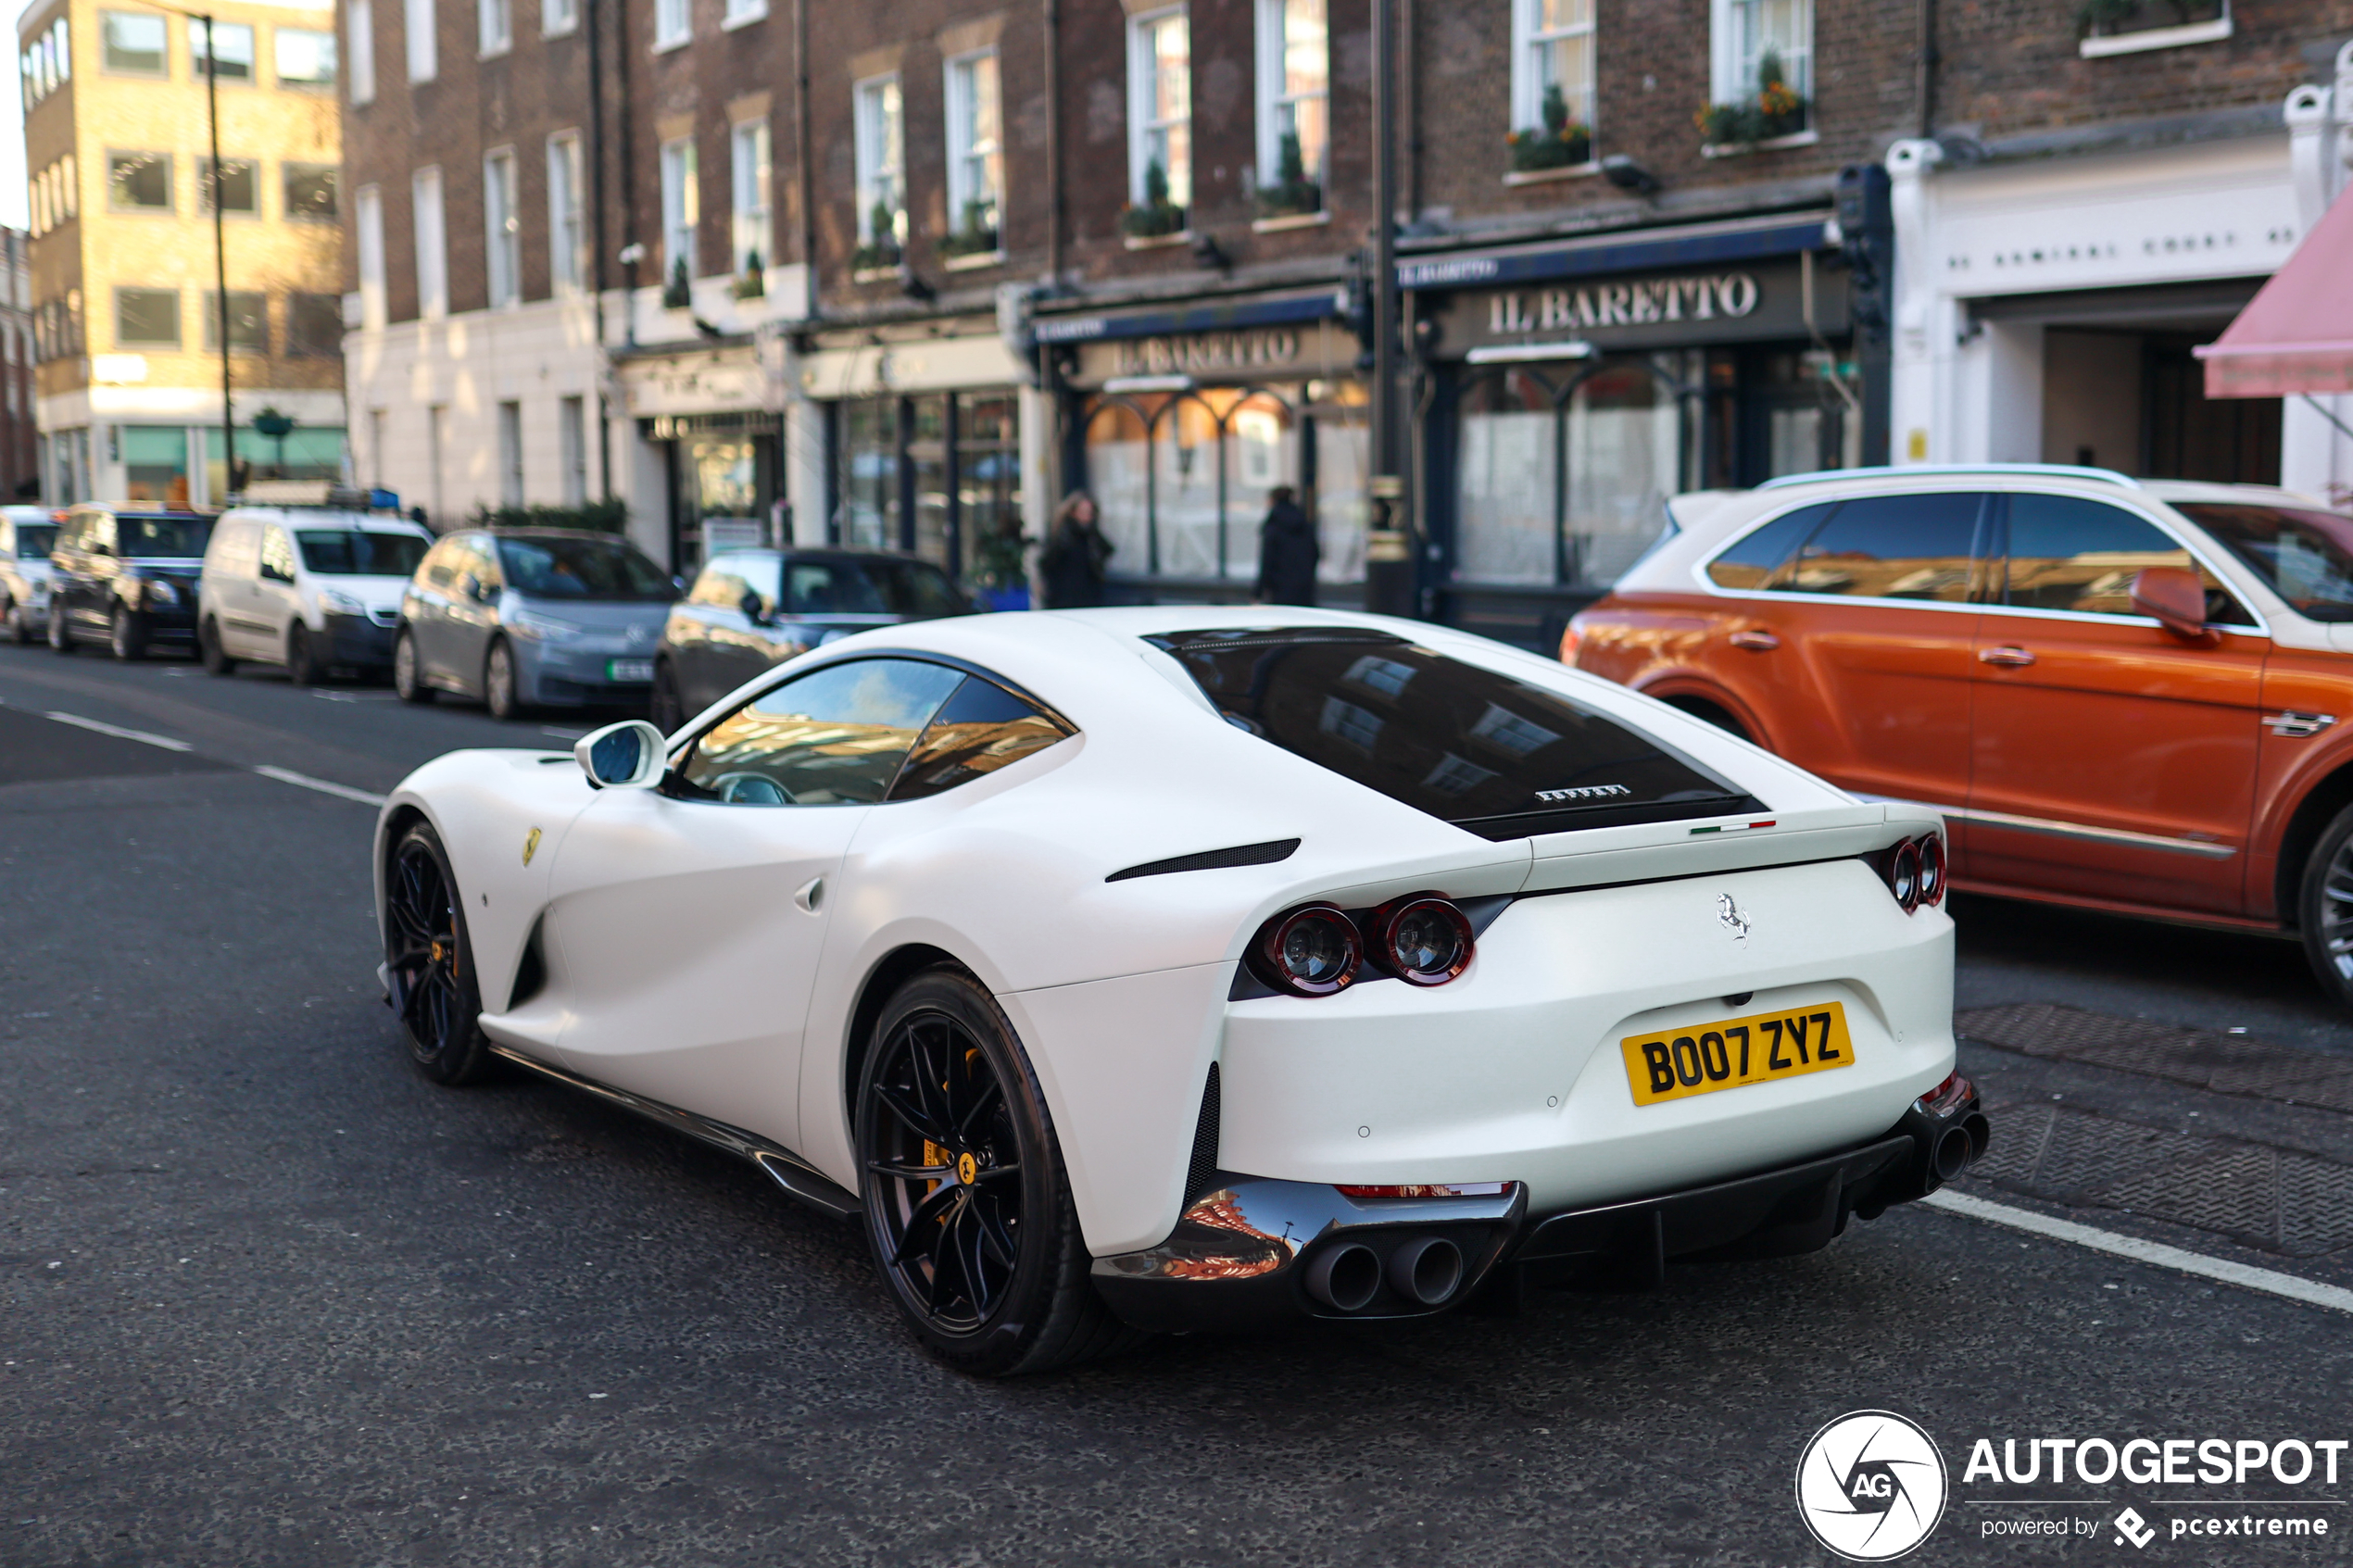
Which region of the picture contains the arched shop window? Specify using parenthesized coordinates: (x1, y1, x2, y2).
(1080, 383, 1366, 585)
(1452, 352, 1702, 589)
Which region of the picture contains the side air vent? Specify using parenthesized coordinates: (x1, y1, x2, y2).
(1183, 1063, 1223, 1203)
(1107, 838, 1301, 883)
(507, 915, 548, 1010)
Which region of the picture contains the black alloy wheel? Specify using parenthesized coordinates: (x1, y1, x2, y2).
(286, 623, 319, 686)
(199, 617, 237, 675)
(2297, 802, 2353, 1010)
(650, 659, 684, 735)
(484, 640, 522, 721)
(384, 822, 493, 1085)
(48, 602, 73, 653)
(2, 595, 27, 645)
(393, 631, 434, 704)
(856, 969, 1141, 1376)
(110, 606, 145, 661)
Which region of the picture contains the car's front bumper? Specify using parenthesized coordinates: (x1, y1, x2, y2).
(1090, 1083, 1986, 1334)
(323, 611, 398, 669)
(516, 639, 657, 708)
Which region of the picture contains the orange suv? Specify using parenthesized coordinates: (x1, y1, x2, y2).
(1564, 465, 2353, 1007)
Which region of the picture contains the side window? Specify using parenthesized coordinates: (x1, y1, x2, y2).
(672, 657, 965, 806)
(2005, 495, 2254, 625)
(420, 541, 455, 588)
(1705, 502, 1835, 590)
(259, 528, 296, 583)
(467, 539, 504, 591)
(1777, 493, 1987, 602)
(887, 677, 1074, 801)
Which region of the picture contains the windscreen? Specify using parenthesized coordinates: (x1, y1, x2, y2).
(496, 535, 674, 601)
(2174, 502, 2353, 622)
(14, 523, 56, 559)
(1148, 628, 1758, 840)
(296, 530, 431, 577)
(782, 558, 971, 619)
(118, 515, 212, 558)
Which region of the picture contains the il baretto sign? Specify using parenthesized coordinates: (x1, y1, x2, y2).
(1429, 257, 1847, 358)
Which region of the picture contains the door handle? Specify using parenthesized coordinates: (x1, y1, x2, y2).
(1728, 628, 1780, 652)
(1978, 646, 2037, 668)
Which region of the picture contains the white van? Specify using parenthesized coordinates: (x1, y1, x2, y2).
(198, 506, 434, 684)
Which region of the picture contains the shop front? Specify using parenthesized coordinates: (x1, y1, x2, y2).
(621, 346, 783, 575)
(795, 325, 1029, 602)
(1042, 294, 1368, 605)
(1405, 216, 1856, 647)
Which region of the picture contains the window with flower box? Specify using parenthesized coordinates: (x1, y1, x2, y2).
(2076, 0, 2228, 56)
(1126, 8, 1190, 239)
(1254, 0, 1327, 219)
(1702, 0, 1810, 149)
(943, 51, 1002, 260)
(1508, 0, 1594, 175)
(853, 76, 905, 273)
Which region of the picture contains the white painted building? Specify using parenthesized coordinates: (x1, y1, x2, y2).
(1887, 44, 2353, 507)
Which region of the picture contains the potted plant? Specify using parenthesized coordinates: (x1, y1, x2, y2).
(1120, 159, 1187, 239)
(734, 246, 766, 299)
(941, 199, 1000, 258)
(1256, 132, 1323, 218)
(661, 255, 691, 309)
(1695, 47, 1809, 148)
(851, 201, 903, 273)
(1507, 83, 1593, 173)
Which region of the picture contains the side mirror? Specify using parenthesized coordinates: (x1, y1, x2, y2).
(2130, 566, 2214, 643)
(738, 588, 765, 622)
(575, 719, 668, 790)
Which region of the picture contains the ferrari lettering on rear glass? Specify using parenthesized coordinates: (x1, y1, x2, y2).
(1621, 1000, 1856, 1107)
(1534, 784, 1631, 803)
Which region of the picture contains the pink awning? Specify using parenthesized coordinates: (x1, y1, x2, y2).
(2196, 187, 2353, 399)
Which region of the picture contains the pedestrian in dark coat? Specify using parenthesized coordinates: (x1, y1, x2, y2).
(1039, 490, 1113, 608)
(1255, 486, 1319, 607)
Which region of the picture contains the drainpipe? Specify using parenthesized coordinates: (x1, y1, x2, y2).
(1043, 0, 1063, 286)
(615, 0, 639, 345)
(587, 0, 613, 498)
(1915, 0, 1937, 139)
(794, 0, 816, 316)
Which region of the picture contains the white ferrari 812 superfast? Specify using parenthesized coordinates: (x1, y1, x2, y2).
(375, 607, 1986, 1374)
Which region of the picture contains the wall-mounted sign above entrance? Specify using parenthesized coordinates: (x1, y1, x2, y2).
(1428, 257, 1847, 360)
(1068, 320, 1352, 389)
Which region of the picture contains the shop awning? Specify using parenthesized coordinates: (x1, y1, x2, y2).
(2196, 188, 2353, 398)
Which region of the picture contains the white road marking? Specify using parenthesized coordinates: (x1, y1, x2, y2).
(41, 710, 193, 751)
(1922, 1188, 2353, 1317)
(540, 725, 587, 740)
(252, 765, 387, 808)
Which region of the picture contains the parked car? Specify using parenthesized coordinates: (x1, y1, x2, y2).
(652, 546, 975, 731)
(197, 506, 434, 684)
(0, 506, 59, 645)
(1563, 463, 2353, 1006)
(46, 506, 214, 659)
(395, 528, 678, 719)
(377, 606, 1981, 1374)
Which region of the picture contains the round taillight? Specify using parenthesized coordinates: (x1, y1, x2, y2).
(1375, 895, 1475, 986)
(1890, 840, 1921, 912)
(1917, 834, 1946, 907)
(1252, 904, 1362, 997)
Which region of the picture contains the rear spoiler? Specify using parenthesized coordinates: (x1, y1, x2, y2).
(1518, 802, 1937, 894)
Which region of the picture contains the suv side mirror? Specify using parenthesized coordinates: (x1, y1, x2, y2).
(738, 588, 765, 622)
(575, 720, 668, 790)
(2130, 567, 2214, 643)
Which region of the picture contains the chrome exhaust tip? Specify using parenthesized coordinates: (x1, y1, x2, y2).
(1387, 1235, 1464, 1306)
(1303, 1243, 1382, 1311)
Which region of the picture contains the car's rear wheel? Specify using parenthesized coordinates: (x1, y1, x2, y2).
(393, 631, 433, 703)
(2, 594, 27, 645)
(286, 622, 324, 686)
(1664, 695, 1753, 744)
(650, 659, 685, 734)
(199, 616, 237, 675)
(2297, 802, 2353, 1010)
(855, 969, 1141, 1376)
(484, 640, 522, 721)
(110, 607, 145, 661)
(47, 603, 72, 652)
(384, 822, 494, 1085)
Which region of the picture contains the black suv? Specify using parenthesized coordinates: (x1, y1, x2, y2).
(48, 507, 214, 659)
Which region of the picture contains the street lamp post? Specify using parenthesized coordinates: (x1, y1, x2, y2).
(1363, 0, 1412, 618)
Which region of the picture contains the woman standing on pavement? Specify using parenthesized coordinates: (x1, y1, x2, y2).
(1254, 485, 1319, 607)
(1039, 491, 1113, 608)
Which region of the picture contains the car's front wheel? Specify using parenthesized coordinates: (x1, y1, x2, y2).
(855, 968, 1141, 1376)
(286, 623, 321, 686)
(199, 616, 237, 675)
(110, 607, 146, 661)
(384, 822, 494, 1085)
(650, 659, 685, 734)
(1, 594, 26, 645)
(393, 631, 433, 704)
(2298, 802, 2353, 1010)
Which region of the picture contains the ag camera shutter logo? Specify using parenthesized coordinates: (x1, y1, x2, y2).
(1795, 1411, 1949, 1561)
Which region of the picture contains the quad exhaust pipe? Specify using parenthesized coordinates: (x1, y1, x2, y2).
(1302, 1234, 1467, 1312)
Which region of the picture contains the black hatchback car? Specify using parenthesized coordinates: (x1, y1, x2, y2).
(651, 547, 974, 730)
(48, 507, 215, 659)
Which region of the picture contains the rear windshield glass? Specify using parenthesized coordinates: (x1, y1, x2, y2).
(14, 523, 56, 558)
(118, 515, 212, 558)
(783, 558, 970, 619)
(495, 535, 674, 601)
(2173, 502, 2353, 622)
(1148, 628, 1758, 840)
(296, 530, 432, 577)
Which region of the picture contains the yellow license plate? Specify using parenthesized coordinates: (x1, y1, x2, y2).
(1621, 1000, 1855, 1108)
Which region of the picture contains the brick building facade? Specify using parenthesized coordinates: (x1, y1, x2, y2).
(338, 0, 2353, 645)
